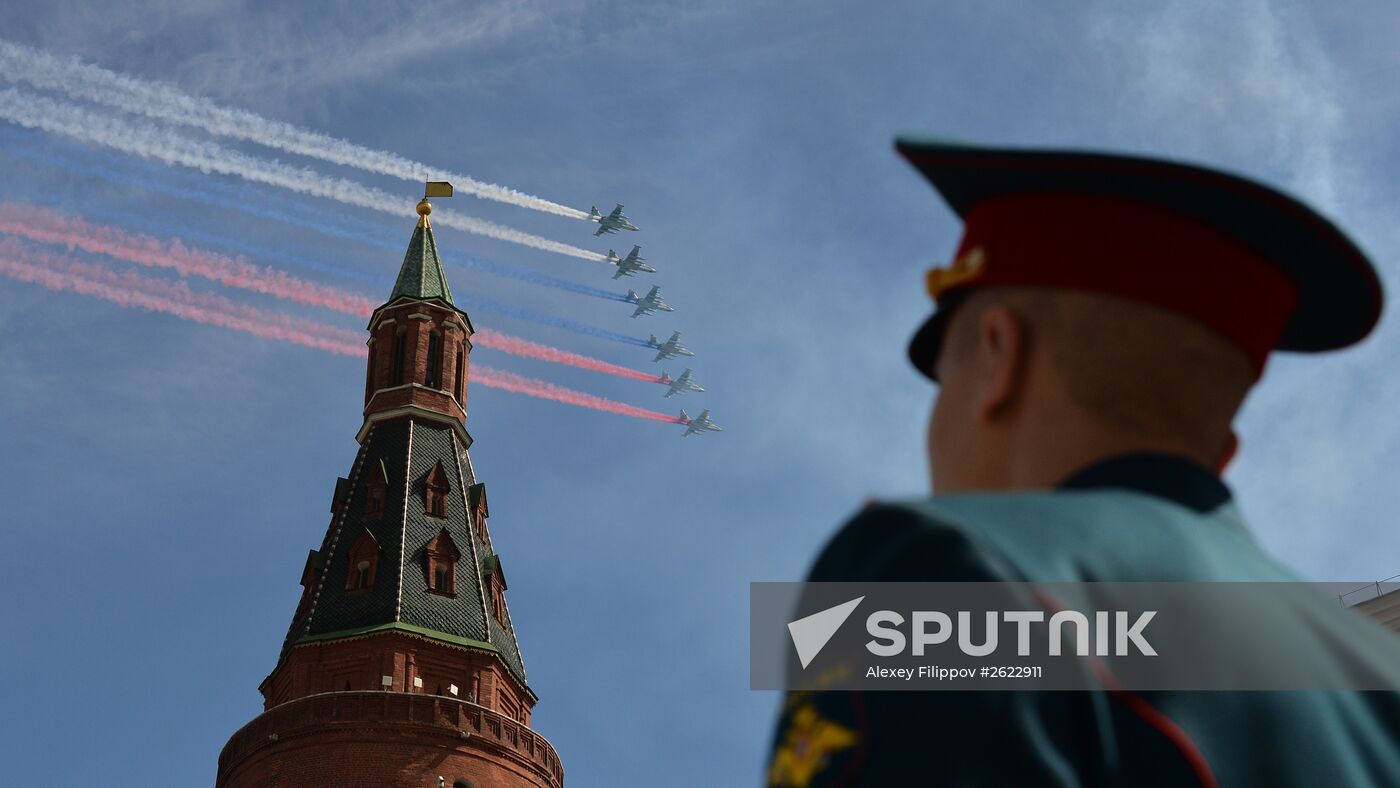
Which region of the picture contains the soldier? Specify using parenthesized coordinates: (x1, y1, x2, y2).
(767, 139, 1400, 786)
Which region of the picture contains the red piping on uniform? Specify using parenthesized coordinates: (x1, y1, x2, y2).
(1030, 589, 1219, 788)
(1089, 661, 1220, 788)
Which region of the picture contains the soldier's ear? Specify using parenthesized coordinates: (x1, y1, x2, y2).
(1214, 430, 1239, 475)
(974, 304, 1028, 422)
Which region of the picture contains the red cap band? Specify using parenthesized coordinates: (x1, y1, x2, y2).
(941, 193, 1299, 374)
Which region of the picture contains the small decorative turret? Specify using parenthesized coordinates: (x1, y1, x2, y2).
(360, 183, 476, 446)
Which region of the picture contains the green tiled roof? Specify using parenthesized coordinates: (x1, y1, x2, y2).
(331, 477, 350, 512)
(279, 419, 530, 687)
(296, 621, 497, 654)
(389, 223, 455, 305)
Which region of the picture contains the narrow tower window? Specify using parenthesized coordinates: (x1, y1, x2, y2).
(364, 340, 377, 402)
(491, 574, 506, 624)
(468, 484, 489, 542)
(426, 331, 443, 389)
(392, 330, 407, 385)
(364, 459, 389, 518)
(454, 345, 466, 402)
(346, 529, 380, 591)
(483, 556, 508, 624)
(425, 528, 459, 596)
(424, 462, 450, 519)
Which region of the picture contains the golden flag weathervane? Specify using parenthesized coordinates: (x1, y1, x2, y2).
(417, 181, 453, 227)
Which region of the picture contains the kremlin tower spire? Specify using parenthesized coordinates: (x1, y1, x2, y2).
(217, 185, 563, 788)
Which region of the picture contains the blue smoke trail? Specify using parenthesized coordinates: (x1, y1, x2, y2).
(0, 126, 634, 303)
(4, 190, 652, 349)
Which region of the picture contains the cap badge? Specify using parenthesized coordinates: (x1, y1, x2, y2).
(925, 244, 986, 301)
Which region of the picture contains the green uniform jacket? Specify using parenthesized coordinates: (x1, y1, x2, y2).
(767, 454, 1400, 787)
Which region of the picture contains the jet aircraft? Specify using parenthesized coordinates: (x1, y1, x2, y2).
(626, 285, 674, 318)
(605, 245, 656, 279)
(590, 204, 639, 236)
(648, 331, 694, 362)
(679, 409, 723, 437)
(658, 368, 704, 398)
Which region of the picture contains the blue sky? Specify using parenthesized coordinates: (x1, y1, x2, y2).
(3, 1, 1400, 785)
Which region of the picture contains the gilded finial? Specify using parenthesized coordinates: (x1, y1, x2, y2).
(419, 181, 454, 227)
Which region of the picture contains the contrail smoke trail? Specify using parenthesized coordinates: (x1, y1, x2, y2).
(0, 242, 680, 422)
(456, 293, 655, 347)
(0, 237, 362, 351)
(0, 186, 650, 349)
(0, 130, 649, 346)
(0, 131, 635, 302)
(473, 330, 663, 383)
(51, 201, 650, 347)
(471, 368, 679, 423)
(0, 39, 594, 220)
(0, 203, 377, 313)
(0, 88, 612, 262)
(0, 203, 666, 383)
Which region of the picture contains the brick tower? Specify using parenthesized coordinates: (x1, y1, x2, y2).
(217, 192, 563, 788)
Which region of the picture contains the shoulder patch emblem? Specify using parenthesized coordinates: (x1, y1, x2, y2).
(768, 700, 859, 787)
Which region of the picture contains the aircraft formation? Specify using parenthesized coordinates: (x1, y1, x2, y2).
(586, 205, 722, 437)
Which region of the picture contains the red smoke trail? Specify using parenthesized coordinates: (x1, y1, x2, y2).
(0, 238, 364, 351)
(473, 330, 665, 383)
(0, 202, 378, 315)
(0, 202, 669, 384)
(471, 368, 681, 423)
(0, 242, 683, 423)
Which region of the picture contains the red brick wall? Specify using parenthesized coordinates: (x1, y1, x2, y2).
(218, 692, 561, 788)
(366, 302, 471, 416)
(262, 633, 534, 721)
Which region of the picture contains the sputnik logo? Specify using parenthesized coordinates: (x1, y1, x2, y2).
(787, 596, 864, 669)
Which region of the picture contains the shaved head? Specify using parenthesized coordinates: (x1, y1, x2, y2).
(929, 286, 1255, 492)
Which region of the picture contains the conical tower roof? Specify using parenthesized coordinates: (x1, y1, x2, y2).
(387, 198, 457, 306)
(372, 197, 471, 332)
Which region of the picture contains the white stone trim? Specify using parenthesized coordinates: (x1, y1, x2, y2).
(395, 420, 414, 622)
(357, 404, 472, 448)
(451, 430, 493, 645)
(364, 384, 467, 420)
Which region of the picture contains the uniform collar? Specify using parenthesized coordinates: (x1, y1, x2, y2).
(1056, 452, 1232, 513)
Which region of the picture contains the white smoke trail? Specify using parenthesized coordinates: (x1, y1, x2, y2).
(0, 39, 594, 221)
(0, 88, 612, 263)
